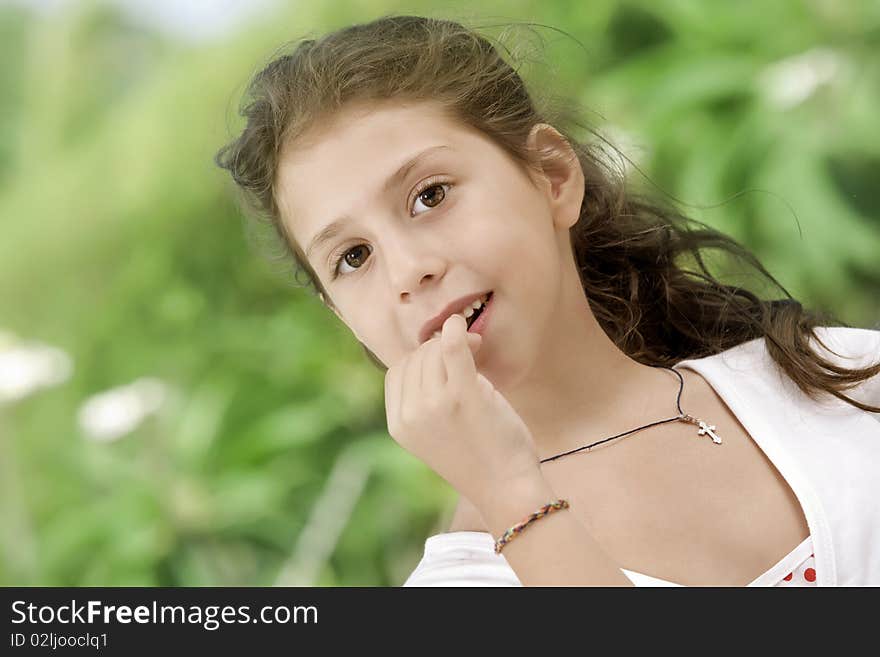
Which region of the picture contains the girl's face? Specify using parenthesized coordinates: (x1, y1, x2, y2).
(276, 100, 585, 383)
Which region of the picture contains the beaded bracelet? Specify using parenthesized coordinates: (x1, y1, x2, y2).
(494, 499, 570, 554)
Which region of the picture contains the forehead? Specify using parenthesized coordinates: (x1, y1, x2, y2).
(275, 102, 475, 244)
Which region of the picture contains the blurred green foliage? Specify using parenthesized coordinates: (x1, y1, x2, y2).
(0, 0, 878, 586)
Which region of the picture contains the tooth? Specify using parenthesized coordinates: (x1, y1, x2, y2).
(430, 296, 489, 340)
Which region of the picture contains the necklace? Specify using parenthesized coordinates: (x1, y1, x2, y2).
(539, 364, 722, 464)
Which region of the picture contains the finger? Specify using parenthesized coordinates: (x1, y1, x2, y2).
(422, 335, 446, 388)
(465, 331, 482, 357)
(475, 372, 495, 399)
(440, 313, 476, 391)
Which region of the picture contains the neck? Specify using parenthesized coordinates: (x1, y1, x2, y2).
(497, 260, 684, 464)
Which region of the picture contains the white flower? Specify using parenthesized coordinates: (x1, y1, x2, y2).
(0, 331, 73, 404)
(757, 47, 843, 110)
(77, 377, 168, 443)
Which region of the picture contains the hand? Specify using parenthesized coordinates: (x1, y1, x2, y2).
(384, 313, 543, 512)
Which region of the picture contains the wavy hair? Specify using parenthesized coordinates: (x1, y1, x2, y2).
(215, 14, 880, 413)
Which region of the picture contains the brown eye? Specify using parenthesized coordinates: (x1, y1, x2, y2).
(412, 182, 450, 215)
(419, 184, 445, 207)
(343, 245, 369, 268)
(331, 244, 372, 279)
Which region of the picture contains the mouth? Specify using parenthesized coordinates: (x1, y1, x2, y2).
(465, 290, 492, 331)
(427, 290, 494, 341)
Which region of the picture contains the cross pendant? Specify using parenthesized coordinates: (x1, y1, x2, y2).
(680, 414, 722, 444)
(697, 420, 722, 444)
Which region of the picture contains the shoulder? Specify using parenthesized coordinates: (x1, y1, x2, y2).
(691, 325, 880, 374)
(679, 325, 880, 411)
(810, 325, 880, 410)
(742, 325, 880, 410)
(808, 325, 880, 369)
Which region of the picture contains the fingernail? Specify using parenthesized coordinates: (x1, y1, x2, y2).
(444, 313, 464, 331)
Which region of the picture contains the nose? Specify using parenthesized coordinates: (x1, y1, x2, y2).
(383, 239, 447, 301)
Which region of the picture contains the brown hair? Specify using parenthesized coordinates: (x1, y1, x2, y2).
(214, 14, 880, 413)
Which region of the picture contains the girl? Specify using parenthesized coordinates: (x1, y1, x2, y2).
(215, 15, 880, 586)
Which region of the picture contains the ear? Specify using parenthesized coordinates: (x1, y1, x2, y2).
(526, 123, 585, 231)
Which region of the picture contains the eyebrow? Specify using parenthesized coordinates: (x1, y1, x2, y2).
(304, 144, 451, 260)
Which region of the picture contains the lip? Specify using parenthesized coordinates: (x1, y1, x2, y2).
(419, 290, 493, 344)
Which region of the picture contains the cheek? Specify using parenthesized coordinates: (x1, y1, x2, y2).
(354, 311, 399, 353)
(469, 214, 538, 271)
(452, 201, 513, 260)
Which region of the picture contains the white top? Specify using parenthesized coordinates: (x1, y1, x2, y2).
(405, 531, 817, 586)
(402, 326, 880, 586)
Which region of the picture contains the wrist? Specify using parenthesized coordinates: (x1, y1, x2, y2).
(474, 475, 559, 539)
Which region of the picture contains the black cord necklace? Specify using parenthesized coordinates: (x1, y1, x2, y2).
(538, 364, 723, 464)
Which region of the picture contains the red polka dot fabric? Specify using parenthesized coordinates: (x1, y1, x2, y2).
(774, 546, 816, 586)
